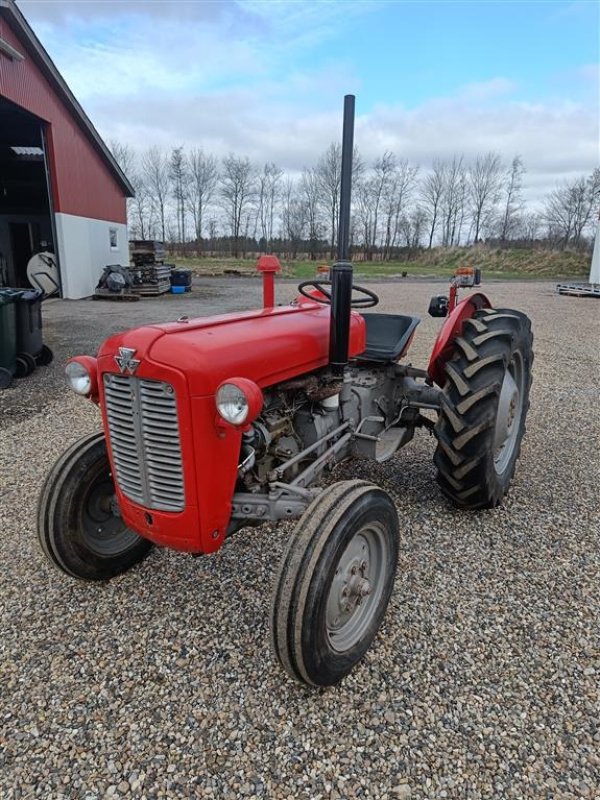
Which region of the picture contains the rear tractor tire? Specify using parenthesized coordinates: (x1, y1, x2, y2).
(271, 480, 399, 687)
(38, 431, 153, 580)
(433, 307, 533, 509)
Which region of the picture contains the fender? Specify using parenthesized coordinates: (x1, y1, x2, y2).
(427, 292, 491, 387)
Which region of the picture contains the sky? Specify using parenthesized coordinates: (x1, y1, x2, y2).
(16, 0, 600, 204)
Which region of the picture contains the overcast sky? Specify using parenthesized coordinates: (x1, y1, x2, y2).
(17, 0, 600, 204)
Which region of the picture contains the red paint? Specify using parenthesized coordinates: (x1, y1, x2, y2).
(448, 283, 458, 313)
(427, 292, 491, 386)
(257, 255, 281, 308)
(0, 14, 128, 222)
(94, 304, 366, 553)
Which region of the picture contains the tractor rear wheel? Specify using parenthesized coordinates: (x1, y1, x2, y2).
(271, 480, 399, 687)
(433, 307, 533, 509)
(38, 431, 153, 580)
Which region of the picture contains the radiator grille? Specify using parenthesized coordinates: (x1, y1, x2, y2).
(103, 374, 185, 512)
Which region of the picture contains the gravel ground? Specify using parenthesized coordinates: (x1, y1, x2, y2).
(1, 280, 599, 799)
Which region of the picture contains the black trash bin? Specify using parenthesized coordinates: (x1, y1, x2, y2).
(0, 290, 17, 388)
(10, 288, 53, 375)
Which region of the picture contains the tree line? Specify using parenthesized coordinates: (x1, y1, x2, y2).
(110, 140, 600, 260)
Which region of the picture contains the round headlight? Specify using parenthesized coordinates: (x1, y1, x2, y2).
(216, 378, 263, 427)
(216, 382, 249, 425)
(65, 361, 92, 395)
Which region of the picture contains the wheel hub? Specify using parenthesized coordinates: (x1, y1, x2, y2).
(325, 524, 387, 653)
(82, 471, 138, 556)
(493, 353, 525, 475)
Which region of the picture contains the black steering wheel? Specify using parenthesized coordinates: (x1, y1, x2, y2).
(297, 280, 379, 309)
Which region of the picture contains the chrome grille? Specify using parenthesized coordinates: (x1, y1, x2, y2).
(103, 374, 185, 512)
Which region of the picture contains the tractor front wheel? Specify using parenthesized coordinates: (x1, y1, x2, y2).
(433, 307, 533, 509)
(38, 431, 153, 580)
(271, 480, 399, 687)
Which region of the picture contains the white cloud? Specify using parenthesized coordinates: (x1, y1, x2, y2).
(15, 0, 600, 205)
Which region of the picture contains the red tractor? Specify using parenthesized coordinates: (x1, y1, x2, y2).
(39, 97, 533, 687)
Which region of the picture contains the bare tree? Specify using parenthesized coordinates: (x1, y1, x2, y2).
(381, 160, 419, 259)
(257, 162, 283, 252)
(544, 168, 600, 250)
(399, 206, 427, 249)
(316, 143, 342, 259)
(522, 211, 541, 244)
(142, 146, 170, 242)
(130, 175, 154, 240)
(170, 146, 187, 247)
(301, 167, 323, 260)
(281, 177, 306, 259)
(499, 156, 525, 243)
(110, 140, 149, 238)
(355, 177, 374, 259)
(316, 143, 364, 259)
(468, 152, 503, 242)
(441, 156, 467, 247)
(220, 154, 255, 258)
(109, 140, 136, 182)
(368, 152, 396, 258)
(187, 148, 219, 250)
(420, 160, 445, 248)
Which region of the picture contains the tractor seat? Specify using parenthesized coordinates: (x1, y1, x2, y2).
(359, 313, 420, 362)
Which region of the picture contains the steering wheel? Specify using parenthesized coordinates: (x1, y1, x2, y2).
(297, 280, 379, 308)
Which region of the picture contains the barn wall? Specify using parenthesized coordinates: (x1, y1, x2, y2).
(55, 213, 128, 298)
(0, 16, 127, 224)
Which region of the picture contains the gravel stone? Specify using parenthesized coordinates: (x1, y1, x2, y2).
(1, 279, 599, 799)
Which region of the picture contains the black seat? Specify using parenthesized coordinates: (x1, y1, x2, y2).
(359, 313, 420, 362)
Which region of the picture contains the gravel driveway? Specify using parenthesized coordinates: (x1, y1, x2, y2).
(1, 280, 598, 799)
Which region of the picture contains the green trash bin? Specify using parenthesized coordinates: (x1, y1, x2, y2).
(0, 291, 17, 389)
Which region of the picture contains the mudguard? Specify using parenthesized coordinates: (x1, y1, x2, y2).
(427, 292, 491, 387)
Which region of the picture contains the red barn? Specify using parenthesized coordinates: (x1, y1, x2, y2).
(0, 0, 134, 298)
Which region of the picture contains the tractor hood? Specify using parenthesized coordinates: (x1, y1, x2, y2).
(97, 303, 366, 396)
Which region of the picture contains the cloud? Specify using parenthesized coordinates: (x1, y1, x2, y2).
(92, 84, 597, 206)
(17, 0, 255, 24)
(14, 0, 599, 207)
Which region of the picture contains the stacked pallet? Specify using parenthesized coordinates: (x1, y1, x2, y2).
(129, 240, 166, 266)
(128, 240, 171, 296)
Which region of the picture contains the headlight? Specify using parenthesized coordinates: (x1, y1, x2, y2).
(216, 378, 263, 427)
(65, 360, 92, 395)
(217, 383, 248, 425)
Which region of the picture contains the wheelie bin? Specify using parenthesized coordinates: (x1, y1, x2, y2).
(0, 291, 17, 389)
(10, 288, 53, 375)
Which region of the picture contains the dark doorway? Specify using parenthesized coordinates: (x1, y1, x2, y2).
(0, 97, 56, 288)
(9, 221, 40, 286)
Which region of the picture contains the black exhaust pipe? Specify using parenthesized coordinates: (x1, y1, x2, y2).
(329, 94, 355, 376)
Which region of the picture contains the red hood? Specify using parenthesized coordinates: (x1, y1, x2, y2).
(97, 303, 366, 396)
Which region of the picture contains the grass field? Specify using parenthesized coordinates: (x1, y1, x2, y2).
(171, 247, 590, 281)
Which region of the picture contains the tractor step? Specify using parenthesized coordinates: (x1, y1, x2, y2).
(375, 427, 412, 463)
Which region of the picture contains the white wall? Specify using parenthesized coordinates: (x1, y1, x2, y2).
(54, 212, 128, 298)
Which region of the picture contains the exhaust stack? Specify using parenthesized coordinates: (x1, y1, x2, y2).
(329, 94, 355, 376)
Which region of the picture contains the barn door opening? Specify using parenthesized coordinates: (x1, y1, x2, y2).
(0, 96, 58, 291)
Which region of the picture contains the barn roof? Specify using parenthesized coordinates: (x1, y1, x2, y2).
(0, 0, 135, 197)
